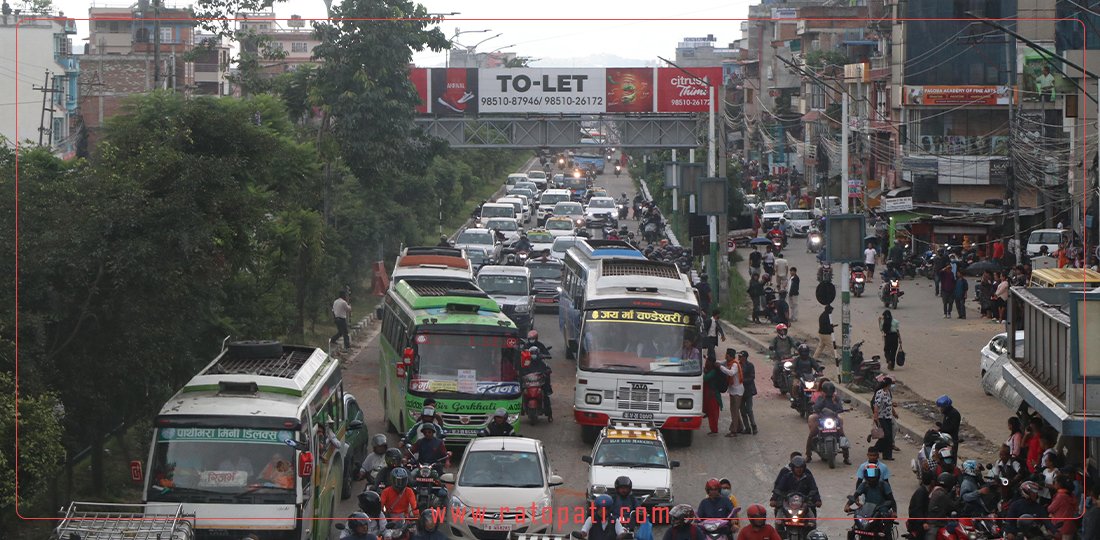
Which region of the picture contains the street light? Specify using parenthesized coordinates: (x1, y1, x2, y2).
(454, 33, 502, 68)
(446, 28, 491, 68)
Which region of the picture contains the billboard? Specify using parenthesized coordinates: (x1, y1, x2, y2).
(902, 85, 1014, 106)
(409, 67, 722, 115)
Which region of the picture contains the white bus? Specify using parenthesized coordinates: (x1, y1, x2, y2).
(560, 241, 704, 446)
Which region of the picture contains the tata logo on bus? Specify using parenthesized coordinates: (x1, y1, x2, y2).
(630, 382, 649, 390)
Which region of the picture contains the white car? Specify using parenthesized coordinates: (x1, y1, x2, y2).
(526, 229, 556, 254)
(544, 217, 577, 238)
(784, 209, 814, 237)
(499, 197, 529, 223)
(552, 201, 586, 229)
(538, 189, 572, 224)
(550, 235, 582, 261)
(584, 197, 619, 228)
(455, 228, 501, 263)
(485, 217, 521, 243)
(581, 421, 679, 507)
(980, 330, 1024, 381)
(761, 201, 789, 230)
(442, 437, 562, 538)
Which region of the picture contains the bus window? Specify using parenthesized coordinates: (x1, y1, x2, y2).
(578, 310, 702, 376)
(409, 334, 521, 397)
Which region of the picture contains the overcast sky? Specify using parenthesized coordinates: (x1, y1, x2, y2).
(55, 0, 750, 66)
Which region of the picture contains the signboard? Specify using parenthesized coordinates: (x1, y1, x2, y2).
(902, 85, 1014, 106)
(479, 68, 606, 113)
(880, 196, 914, 212)
(824, 214, 866, 264)
(697, 177, 728, 216)
(606, 68, 655, 112)
(847, 179, 863, 197)
(457, 369, 477, 394)
(430, 68, 479, 115)
(772, 7, 798, 18)
(410, 67, 429, 114)
(656, 67, 721, 112)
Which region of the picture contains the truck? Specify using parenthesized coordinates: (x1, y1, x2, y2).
(572, 153, 606, 174)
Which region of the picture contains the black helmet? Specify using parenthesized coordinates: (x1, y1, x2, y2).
(390, 467, 410, 491)
(384, 448, 404, 467)
(797, 343, 811, 355)
(937, 472, 956, 491)
(347, 512, 371, 531)
(614, 476, 633, 491)
(420, 508, 441, 531)
(358, 489, 382, 515)
(822, 381, 836, 397)
(790, 456, 807, 469)
(669, 504, 696, 527)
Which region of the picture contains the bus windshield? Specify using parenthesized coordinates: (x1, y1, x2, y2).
(578, 309, 702, 376)
(410, 333, 520, 397)
(147, 427, 297, 504)
(563, 177, 586, 190)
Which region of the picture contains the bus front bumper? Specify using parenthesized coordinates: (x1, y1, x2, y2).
(572, 409, 703, 430)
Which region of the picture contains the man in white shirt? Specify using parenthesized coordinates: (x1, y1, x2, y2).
(863, 242, 877, 277)
(330, 291, 352, 350)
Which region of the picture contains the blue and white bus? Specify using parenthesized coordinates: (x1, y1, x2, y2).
(559, 240, 703, 446)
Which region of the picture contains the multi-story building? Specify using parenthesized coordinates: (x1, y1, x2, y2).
(238, 13, 321, 75)
(0, 11, 80, 157)
(675, 34, 739, 68)
(192, 32, 231, 96)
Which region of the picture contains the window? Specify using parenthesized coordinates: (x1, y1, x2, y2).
(908, 108, 1009, 156)
(109, 21, 119, 33)
(291, 42, 308, 53)
(810, 82, 825, 110)
(875, 82, 887, 122)
(160, 27, 173, 43)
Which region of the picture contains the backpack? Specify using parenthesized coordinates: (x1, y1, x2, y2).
(710, 368, 730, 393)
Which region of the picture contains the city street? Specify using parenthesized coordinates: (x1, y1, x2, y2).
(733, 228, 1014, 458)
(334, 168, 919, 538)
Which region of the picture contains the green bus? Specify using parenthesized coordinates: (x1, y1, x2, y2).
(379, 279, 523, 444)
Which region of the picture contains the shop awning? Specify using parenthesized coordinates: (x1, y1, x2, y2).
(885, 187, 911, 197)
(1003, 362, 1100, 437)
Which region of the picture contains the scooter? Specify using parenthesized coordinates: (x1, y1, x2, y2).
(774, 492, 817, 540)
(880, 278, 902, 309)
(519, 347, 552, 423)
(846, 500, 896, 540)
(807, 231, 823, 253)
(849, 342, 883, 390)
(615, 164, 622, 177)
(849, 265, 866, 297)
(702, 506, 741, 540)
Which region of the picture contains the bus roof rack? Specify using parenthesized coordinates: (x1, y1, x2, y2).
(571, 239, 644, 261)
(403, 246, 465, 258)
(394, 280, 500, 313)
(405, 280, 486, 298)
(601, 259, 682, 280)
(185, 343, 332, 397)
(53, 501, 195, 540)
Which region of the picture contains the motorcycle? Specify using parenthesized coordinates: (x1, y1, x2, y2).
(774, 492, 817, 540)
(773, 357, 795, 395)
(846, 500, 896, 540)
(880, 278, 902, 309)
(807, 231, 823, 254)
(618, 202, 629, 220)
(615, 164, 622, 177)
(770, 234, 784, 256)
(849, 341, 883, 390)
(849, 265, 866, 297)
(811, 406, 851, 469)
(702, 506, 740, 540)
(519, 347, 552, 423)
(409, 456, 450, 514)
(817, 263, 833, 284)
(792, 370, 822, 419)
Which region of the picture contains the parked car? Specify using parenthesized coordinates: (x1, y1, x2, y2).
(581, 420, 679, 508)
(981, 330, 1024, 383)
(441, 437, 563, 538)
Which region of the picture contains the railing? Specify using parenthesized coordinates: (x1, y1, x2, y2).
(1011, 287, 1070, 400)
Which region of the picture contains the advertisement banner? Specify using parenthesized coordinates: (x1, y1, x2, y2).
(477, 68, 607, 113)
(656, 67, 722, 112)
(903, 85, 1014, 106)
(430, 68, 479, 115)
(410, 68, 429, 114)
(605, 68, 654, 112)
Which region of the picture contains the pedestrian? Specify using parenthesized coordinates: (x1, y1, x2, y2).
(978, 271, 993, 319)
(992, 239, 1005, 264)
(748, 274, 765, 324)
(696, 275, 712, 314)
(906, 471, 935, 540)
(953, 270, 969, 319)
(1006, 416, 1025, 461)
(931, 250, 945, 296)
(994, 273, 1010, 323)
(719, 348, 745, 437)
(788, 268, 800, 322)
(738, 350, 758, 435)
(870, 376, 897, 460)
(703, 309, 726, 362)
(936, 395, 962, 457)
(1025, 416, 1045, 473)
(863, 242, 877, 277)
(749, 246, 763, 277)
(879, 309, 901, 370)
(702, 356, 725, 435)
(814, 305, 837, 365)
(330, 290, 352, 350)
(775, 257, 789, 294)
(763, 248, 777, 277)
(938, 263, 956, 318)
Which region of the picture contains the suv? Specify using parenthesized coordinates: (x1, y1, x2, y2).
(525, 258, 563, 311)
(537, 189, 572, 225)
(477, 265, 535, 334)
(581, 420, 679, 508)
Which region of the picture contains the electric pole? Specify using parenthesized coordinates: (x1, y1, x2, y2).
(34, 71, 62, 147)
(153, 0, 161, 87)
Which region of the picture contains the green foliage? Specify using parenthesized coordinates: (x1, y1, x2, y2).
(0, 370, 64, 535)
(803, 50, 850, 69)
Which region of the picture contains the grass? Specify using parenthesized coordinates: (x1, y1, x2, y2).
(721, 251, 750, 326)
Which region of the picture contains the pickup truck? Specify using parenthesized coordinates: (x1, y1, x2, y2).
(572, 153, 606, 174)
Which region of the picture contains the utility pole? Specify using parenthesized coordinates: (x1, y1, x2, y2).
(708, 81, 718, 297)
(1006, 37, 1022, 256)
(840, 90, 852, 384)
(34, 71, 61, 147)
(153, 0, 161, 87)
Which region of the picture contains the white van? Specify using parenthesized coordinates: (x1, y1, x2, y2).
(813, 196, 840, 218)
(479, 202, 517, 226)
(506, 173, 529, 192)
(537, 188, 572, 224)
(1026, 228, 1071, 257)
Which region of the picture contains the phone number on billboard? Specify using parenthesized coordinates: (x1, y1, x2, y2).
(480, 96, 605, 106)
(670, 98, 709, 106)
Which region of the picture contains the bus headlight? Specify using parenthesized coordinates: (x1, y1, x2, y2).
(652, 488, 671, 500)
(585, 394, 602, 405)
(592, 485, 608, 495)
(676, 398, 693, 409)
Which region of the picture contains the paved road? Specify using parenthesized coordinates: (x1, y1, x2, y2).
(334, 166, 919, 539)
(732, 223, 1013, 457)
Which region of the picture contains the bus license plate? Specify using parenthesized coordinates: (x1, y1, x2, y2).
(623, 412, 654, 420)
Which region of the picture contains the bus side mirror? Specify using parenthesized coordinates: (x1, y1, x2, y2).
(298, 451, 314, 477)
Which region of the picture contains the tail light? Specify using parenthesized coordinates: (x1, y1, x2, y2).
(298, 451, 314, 477)
(521, 350, 532, 368)
(398, 347, 414, 378)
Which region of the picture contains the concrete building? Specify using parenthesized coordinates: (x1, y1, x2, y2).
(0, 10, 80, 157)
(238, 13, 322, 75)
(192, 32, 231, 96)
(674, 34, 739, 68)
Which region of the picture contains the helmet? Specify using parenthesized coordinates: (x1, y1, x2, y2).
(669, 504, 696, 527)
(593, 494, 614, 510)
(937, 472, 956, 491)
(347, 512, 371, 531)
(797, 343, 811, 355)
(390, 467, 409, 491)
(420, 508, 441, 531)
(737, 350, 749, 359)
(747, 504, 768, 526)
(822, 381, 836, 397)
(776, 323, 789, 334)
(790, 456, 807, 469)
(962, 460, 979, 477)
(358, 490, 382, 515)
(864, 464, 880, 479)
(371, 434, 388, 448)
(614, 476, 633, 491)
(808, 532, 830, 540)
(705, 478, 721, 492)
(1020, 480, 1041, 497)
(384, 448, 404, 467)
(527, 329, 539, 340)
(493, 408, 508, 419)
(420, 423, 438, 435)
(936, 395, 952, 408)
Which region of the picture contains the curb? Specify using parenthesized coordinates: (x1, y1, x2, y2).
(718, 319, 929, 448)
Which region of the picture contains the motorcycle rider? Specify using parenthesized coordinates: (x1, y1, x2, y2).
(357, 434, 390, 481)
(412, 508, 447, 540)
(843, 464, 895, 514)
(935, 395, 962, 456)
(525, 329, 550, 356)
(380, 468, 417, 520)
(735, 504, 781, 540)
(805, 381, 850, 465)
(372, 448, 406, 490)
(403, 405, 446, 443)
(856, 448, 890, 487)
(719, 478, 743, 529)
(788, 344, 824, 407)
(610, 476, 643, 522)
(663, 504, 705, 540)
(478, 408, 515, 437)
(698, 478, 737, 537)
(770, 455, 822, 515)
(926, 472, 958, 538)
(577, 494, 628, 540)
(769, 324, 800, 389)
(356, 490, 389, 536)
(958, 459, 990, 517)
(1003, 481, 1049, 540)
(341, 512, 379, 540)
(519, 343, 553, 421)
(513, 232, 533, 253)
(408, 423, 447, 468)
(436, 235, 451, 248)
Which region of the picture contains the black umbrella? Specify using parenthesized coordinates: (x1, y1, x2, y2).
(750, 237, 773, 246)
(962, 259, 1004, 276)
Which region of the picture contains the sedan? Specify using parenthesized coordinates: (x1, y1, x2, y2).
(584, 196, 619, 228)
(980, 330, 1024, 381)
(545, 216, 577, 238)
(485, 217, 521, 243)
(441, 437, 563, 538)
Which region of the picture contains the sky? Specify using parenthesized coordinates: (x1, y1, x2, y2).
(54, 0, 751, 66)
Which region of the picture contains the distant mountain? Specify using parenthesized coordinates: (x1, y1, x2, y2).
(528, 54, 655, 68)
